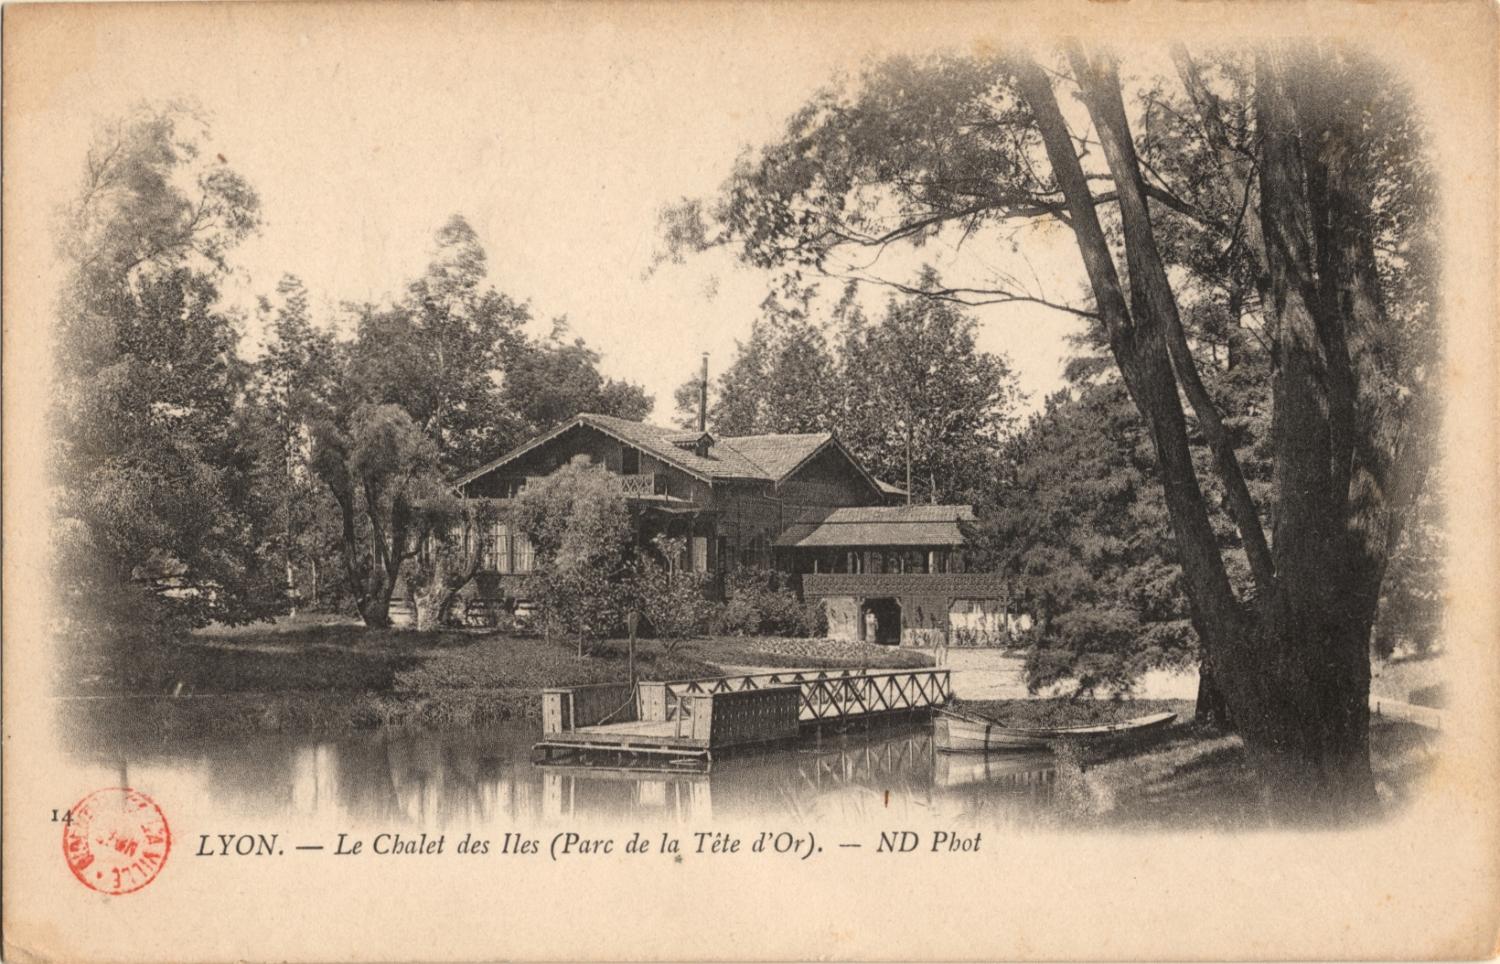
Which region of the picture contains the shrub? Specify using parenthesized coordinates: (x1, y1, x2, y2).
(711, 568, 826, 638)
(509, 460, 634, 655)
(629, 556, 715, 650)
(1021, 607, 1192, 698)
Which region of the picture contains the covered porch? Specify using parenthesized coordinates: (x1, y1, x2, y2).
(633, 501, 720, 577)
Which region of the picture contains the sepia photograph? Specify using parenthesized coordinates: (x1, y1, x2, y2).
(3, 1, 1497, 960)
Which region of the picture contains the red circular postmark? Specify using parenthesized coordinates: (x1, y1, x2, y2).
(62, 788, 171, 895)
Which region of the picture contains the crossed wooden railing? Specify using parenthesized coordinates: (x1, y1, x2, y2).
(639, 668, 951, 725)
(515, 473, 663, 498)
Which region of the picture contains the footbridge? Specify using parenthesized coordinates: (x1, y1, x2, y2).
(534, 667, 951, 769)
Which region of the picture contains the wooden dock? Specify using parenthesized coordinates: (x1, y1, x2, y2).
(534, 668, 952, 769)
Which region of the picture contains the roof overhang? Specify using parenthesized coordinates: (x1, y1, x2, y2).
(773, 434, 886, 500)
(774, 521, 968, 549)
(456, 415, 721, 490)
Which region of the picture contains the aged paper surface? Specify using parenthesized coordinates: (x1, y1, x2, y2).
(4, 1, 1498, 960)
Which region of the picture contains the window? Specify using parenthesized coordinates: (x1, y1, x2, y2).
(622, 446, 640, 475)
(477, 523, 531, 574)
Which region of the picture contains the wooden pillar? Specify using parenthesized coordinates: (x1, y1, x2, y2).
(1002, 578, 1013, 643)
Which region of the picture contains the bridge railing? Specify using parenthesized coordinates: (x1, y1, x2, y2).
(640, 668, 950, 724)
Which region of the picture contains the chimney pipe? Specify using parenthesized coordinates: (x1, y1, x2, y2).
(699, 352, 709, 432)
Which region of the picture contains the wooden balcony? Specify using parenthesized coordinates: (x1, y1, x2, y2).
(511, 473, 665, 498)
(614, 473, 664, 498)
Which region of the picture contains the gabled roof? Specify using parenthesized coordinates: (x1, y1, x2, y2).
(717, 432, 831, 481)
(722, 431, 886, 501)
(458, 413, 892, 499)
(773, 504, 976, 549)
(457, 413, 769, 487)
(582, 414, 771, 478)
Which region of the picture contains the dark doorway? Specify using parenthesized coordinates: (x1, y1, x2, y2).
(862, 597, 902, 645)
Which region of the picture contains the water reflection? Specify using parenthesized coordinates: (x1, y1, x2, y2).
(69, 721, 1057, 831)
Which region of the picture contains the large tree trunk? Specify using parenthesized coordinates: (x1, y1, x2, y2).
(357, 570, 397, 629)
(1195, 662, 1231, 728)
(1019, 49, 1397, 818)
(410, 581, 453, 631)
(326, 477, 394, 628)
(1245, 49, 1381, 814)
(410, 547, 481, 631)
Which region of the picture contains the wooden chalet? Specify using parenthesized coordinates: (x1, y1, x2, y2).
(452, 411, 1015, 647)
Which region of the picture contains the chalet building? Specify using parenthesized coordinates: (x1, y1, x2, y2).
(454, 411, 1015, 647)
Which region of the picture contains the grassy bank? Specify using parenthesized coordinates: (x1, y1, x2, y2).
(673, 634, 932, 671)
(62, 619, 721, 746)
(1048, 717, 1439, 828)
(59, 618, 925, 747)
(947, 697, 1438, 828)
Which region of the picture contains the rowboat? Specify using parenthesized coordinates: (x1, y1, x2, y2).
(933, 749, 1057, 789)
(934, 707, 1177, 754)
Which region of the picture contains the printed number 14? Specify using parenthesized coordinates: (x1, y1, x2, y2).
(51, 809, 72, 824)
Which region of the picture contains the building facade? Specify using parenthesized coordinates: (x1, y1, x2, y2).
(452, 412, 1015, 646)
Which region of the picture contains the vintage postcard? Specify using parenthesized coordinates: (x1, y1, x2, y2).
(3, 1, 1498, 960)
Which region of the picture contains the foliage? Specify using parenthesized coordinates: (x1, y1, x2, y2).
(509, 459, 635, 654)
(628, 545, 716, 648)
(837, 269, 1023, 504)
(712, 568, 826, 638)
(244, 274, 343, 612)
(675, 274, 1021, 504)
(503, 318, 653, 436)
(977, 351, 1277, 696)
(673, 286, 839, 435)
(1374, 479, 1445, 658)
(309, 404, 447, 626)
(51, 104, 282, 663)
(301, 217, 652, 625)
(344, 215, 531, 477)
(977, 379, 1199, 696)
(662, 46, 1440, 809)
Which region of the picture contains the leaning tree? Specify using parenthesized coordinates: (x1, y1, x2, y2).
(662, 45, 1437, 816)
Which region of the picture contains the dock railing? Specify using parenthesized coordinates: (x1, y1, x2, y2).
(542, 682, 637, 736)
(640, 668, 951, 724)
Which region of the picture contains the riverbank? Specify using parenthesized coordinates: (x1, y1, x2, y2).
(58, 617, 930, 748)
(60, 619, 1444, 824)
(945, 698, 1439, 828)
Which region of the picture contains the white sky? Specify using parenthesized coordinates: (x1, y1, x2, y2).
(26, 4, 1089, 421)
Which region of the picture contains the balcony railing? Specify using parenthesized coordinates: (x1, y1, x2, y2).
(615, 473, 664, 498)
(512, 473, 664, 498)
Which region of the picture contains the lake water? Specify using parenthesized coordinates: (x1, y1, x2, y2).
(67, 720, 1061, 832)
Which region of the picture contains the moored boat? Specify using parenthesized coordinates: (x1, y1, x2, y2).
(934, 707, 1177, 754)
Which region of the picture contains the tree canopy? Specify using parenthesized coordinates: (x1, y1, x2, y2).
(52, 105, 281, 656)
(53, 108, 657, 643)
(676, 274, 1022, 504)
(662, 45, 1439, 815)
